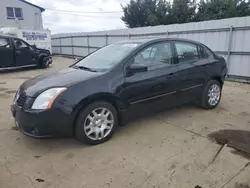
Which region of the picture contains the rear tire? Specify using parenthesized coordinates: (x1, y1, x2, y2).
(75, 101, 118, 145)
(200, 80, 222, 109)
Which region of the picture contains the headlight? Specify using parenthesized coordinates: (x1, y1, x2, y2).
(31, 88, 67, 110)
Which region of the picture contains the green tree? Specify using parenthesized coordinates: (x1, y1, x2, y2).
(195, 0, 250, 21)
(236, 0, 250, 16)
(121, 0, 148, 28)
(121, 0, 250, 28)
(155, 0, 172, 25)
(171, 0, 197, 23)
(121, 0, 172, 28)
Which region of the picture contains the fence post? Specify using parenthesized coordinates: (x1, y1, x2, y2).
(105, 34, 108, 45)
(87, 35, 90, 55)
(226, 26, 233, 77)
(128, 33, 131, 40)
(71, 35, 74, 58)
(59, 37, 62, 55)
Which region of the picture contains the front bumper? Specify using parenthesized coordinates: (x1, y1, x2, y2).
(11, 104, 73, 138)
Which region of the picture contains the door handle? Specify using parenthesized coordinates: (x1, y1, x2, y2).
(167, 73, 175, 79)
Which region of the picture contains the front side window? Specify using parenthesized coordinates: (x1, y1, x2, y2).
(7, 7, 23, 19)
(141, 47, 157, 59)
(14, 39, 29, 49)
(175, 42, 199, 64)
(133, 42, 173, 70)
(75, 43, 139, 71)
(0, 38, 11, 49)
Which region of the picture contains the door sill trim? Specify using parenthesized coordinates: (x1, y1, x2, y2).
(181, 84, 203, 91)
(130, 91, 177, 105)
(0, 64, 37, 71)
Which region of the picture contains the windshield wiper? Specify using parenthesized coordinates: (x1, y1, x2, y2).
(72, 65, 97, 72)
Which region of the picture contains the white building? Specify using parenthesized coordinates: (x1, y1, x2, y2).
(0, 0, 45, 30)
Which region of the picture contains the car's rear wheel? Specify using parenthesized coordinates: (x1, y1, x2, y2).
(75, 101, 118, 145)
(200, 80, 222, 109)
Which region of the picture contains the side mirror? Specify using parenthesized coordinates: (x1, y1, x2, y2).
(128, 64, 148, 74)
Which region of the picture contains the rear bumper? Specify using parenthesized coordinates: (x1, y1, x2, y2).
(11, 104, 73, 138)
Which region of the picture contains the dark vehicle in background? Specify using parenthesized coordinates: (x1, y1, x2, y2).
(0, 35, 52, 70)
(11, 38, 227, 145)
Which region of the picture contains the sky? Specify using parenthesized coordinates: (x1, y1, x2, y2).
(26, 0, 130, 34)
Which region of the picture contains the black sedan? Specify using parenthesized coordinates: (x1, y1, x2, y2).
(11, 38, 228, 145)
(0, 35, 52, 70)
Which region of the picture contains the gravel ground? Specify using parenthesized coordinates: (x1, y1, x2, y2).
(0, 56, 250, 188)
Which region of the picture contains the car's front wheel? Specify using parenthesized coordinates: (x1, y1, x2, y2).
(75, 101, 118, 145)
(40, 56, 50, 69)
(200, 80, 222, 109)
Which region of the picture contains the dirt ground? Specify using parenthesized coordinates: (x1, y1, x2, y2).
(0, 56, 250, 188)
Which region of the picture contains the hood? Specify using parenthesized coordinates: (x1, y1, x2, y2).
(20, 67, 102, 97)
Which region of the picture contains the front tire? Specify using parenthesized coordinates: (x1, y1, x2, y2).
(75, 101, 118, 145)
(40, 56, 50, 69)
(200, 80, 222, 109)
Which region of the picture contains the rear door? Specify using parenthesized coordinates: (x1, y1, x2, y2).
(0, 37, 15, 68)
(173, 41, 208, 103)
(14, 38, 37, 66)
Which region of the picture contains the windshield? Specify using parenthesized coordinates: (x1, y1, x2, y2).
(74, 43, 139, 71)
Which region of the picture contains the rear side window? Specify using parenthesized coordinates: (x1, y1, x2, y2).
(0, 38, 11, 49)
(204, 46, 215, 58)
(175, 42, 199, 64)
(198, 45, 209, 58)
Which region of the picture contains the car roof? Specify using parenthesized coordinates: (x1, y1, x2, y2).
(117, 37, 203, 45)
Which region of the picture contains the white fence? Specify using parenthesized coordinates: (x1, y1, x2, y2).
(52, 16, 250, 81)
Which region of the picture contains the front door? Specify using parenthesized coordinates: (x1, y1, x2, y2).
(14, 38, 36, 66)
(0, 37, 15, 68)
(120, 41, 179, 116)
(173, 41, 208, 103)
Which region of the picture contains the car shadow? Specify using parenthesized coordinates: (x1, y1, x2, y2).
(122, 103, 195, 124)
(115, 103, 195, 135)
(0, 64, 54, 75)
(18, 104, 196, 149)
(0, 66, 37, 74)
(20, 136, 87, 150)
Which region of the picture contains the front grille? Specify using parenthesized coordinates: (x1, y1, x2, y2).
(16, 92, 27, 107)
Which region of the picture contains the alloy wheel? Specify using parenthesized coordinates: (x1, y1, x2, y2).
(208, 84, 221, 106)
(84, 108, 114, 140)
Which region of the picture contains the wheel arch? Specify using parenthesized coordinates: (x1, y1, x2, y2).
(38, 53, 46, 60)
(38, 53, 49, 64)
(72, 93, 124, 134)
(210, 76, 224, 86)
